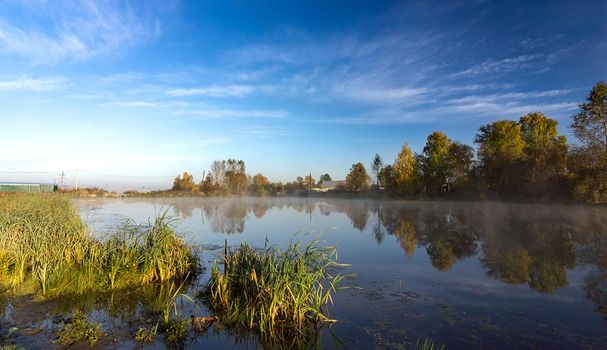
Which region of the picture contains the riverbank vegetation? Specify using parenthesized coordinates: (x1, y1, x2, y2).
(145, 81, 607, 203)
(204, 240, 347, 345)
(0, 193, 197, 298)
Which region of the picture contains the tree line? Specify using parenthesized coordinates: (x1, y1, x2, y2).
(344, 81, 607, 203)
(169, 81, 607, 203)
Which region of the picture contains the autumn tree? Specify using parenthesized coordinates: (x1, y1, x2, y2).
(346, 162, 371, 191)
(570, 81, 607, 203)
(224, 159, 248, 195)
(199, 173, 217, 193)
(172, 172, 195, 191)
(475, 120, 525, 194)
(392, 143, 418, 195)
(251, 173, 269, 196)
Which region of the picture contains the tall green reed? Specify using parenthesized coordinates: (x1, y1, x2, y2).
(0, 193, 198, 298)
(205, 237, 347, 345)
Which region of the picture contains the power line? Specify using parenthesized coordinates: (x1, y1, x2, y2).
(0, 165, 200, 179)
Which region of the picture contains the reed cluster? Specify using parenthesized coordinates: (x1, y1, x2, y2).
(0, 193, 197, 298)
(205, 239, 346, 344)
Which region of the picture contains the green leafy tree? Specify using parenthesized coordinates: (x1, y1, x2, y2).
(321, 174, 332, 182)
(346, 162, 371, 191)
(518, 112, 568, 196)
(570, 81, 607, 203)
(379, 165, 396, 192)
(420, 131, 452, 194)
(447, 141, 474, 191)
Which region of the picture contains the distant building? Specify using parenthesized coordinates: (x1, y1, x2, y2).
(0, 182, 58, 193)
(314, 180, 346, 192)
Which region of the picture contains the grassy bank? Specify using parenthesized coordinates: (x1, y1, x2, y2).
(0, 193, 197, 298)
(205, 239, 346, 345)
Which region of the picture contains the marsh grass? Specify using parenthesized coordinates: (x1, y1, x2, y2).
(0, 193, 198, 298)
(135, 323, 158, 344)
(163, 318, 189, 347)
(414, 338, 446, 350)
(205, 238, 347, 345)
(58, 311, 104, 346)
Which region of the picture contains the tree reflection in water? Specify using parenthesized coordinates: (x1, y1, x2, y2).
(150, 198, 607, 317)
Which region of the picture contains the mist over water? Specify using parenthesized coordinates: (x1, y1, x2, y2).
(70, 197, 607, 349)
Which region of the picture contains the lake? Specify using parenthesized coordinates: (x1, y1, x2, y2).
(7, 197, 607, 349)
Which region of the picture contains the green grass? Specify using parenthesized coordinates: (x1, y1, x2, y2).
(163, 318, 189, 347)
(58, 311, 104, 346)
(413, 338, 446, 350)
(204, 238, 347, 344)
(0, 193, 198, 298)
(135, 323, 158, 344)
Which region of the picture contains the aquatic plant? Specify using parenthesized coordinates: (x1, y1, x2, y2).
(413, 338, 446, 350)
(163, 318, 189, 346)
(58, 312, 104, 346)
(0, 193, 198, 298)
(205, 238, 347, 343)
(135, 323, 158, 344)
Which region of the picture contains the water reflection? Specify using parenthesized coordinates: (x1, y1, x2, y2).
(76, 197, 607, 325)
(142, 198, 607, 318)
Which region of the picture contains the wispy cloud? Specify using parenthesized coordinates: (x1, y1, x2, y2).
(172, 108, 287, 119)
(452, 54, 542, 77)
(167, 85, 274, 97)
(99, 100, 168, 108)
(237, 125, 297, 137)
(0, 76, 65, 91)
(446, 89, 572, 104)
(0, 0, 164, 64)
(440, 101, 578, 116)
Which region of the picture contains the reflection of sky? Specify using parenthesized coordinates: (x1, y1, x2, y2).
(74, 197, 607, 348)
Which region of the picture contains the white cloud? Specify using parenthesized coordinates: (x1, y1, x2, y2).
(167, 85, 273, 97)
(0, 0, 164, 64)
(172, 108, 287, 119)
(0, 77, 65, 91)
(447, 89, 572, 104)
(441, 101, 578, 116)
(452, 54, 542, 77)
(99, 100, 167, 108)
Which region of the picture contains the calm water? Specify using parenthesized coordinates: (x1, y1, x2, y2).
(6, 197, 607, 349)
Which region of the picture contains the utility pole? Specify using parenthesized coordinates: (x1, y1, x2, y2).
(75, 169, 79, 190)
(60, 171, 65, 189)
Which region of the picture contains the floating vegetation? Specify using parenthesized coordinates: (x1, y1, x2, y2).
(135, 323, 158, 344)
(204, 238, 347, 345)
(413, 338, 446, 350)
(0, 193, 198, 298)
(163, 318, 189, 347)
(58, 312, 104, 346)
(0, 327, 24, 350)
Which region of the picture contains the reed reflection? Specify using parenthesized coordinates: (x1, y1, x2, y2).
(152, 197, 607, 316)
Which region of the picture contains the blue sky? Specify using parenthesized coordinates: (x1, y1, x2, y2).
(0, 0, 605, 190)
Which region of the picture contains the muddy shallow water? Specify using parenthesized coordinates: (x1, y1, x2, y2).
(3, 197, 607, 349)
